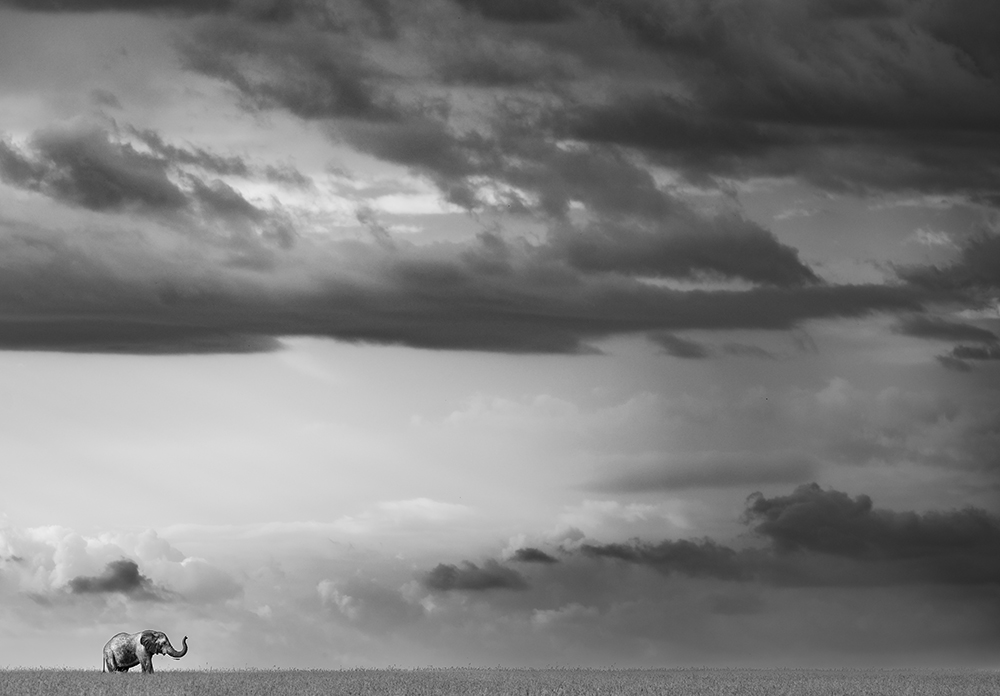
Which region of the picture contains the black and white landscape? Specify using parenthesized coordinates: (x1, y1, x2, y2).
(1, 0, 999, 670)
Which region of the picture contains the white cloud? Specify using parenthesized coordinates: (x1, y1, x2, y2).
(909, 227, 955, 247)
(554, 499, 693, 543)
(332, 498, 472, 534)
(774, 206, 818, 220)
(0, 524, 239, 603)
(372, 192, 462, 215)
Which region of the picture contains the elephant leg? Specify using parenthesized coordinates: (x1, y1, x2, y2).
(140, 658, 154, 674)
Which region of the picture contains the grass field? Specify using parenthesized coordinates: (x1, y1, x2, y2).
(2, 667, 999, 696)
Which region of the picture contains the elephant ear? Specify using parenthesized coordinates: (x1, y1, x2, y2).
(139, 631, 159, 655)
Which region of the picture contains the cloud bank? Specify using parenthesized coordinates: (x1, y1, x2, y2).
(3, 0, 994, 354)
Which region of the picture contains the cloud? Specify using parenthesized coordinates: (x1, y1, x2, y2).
(594, 452, 817, 492)
(318, 577, 423, 633)
(89, 88, 122, 109)
(178, 16, 398, 122)
(128, 127, 252, 178)
(0, 124, 295, 254)
(0, 209, 924, 354)
(333, 498, 472, 534)
(587, 0, 1000, 200)
(936, 354, 973, 372)
(744, 483, 1000, 584)
(450, 0, 577, 24)
(0, 0, 232, 12)
(511, 548, 559, 564)
(899, 231, 1000, 293)
(431, 32, 575, 87)
(530, 602, 599, 629)
(550, 214, 819, 287)
(422, 560, 528, 592)
(721, 342, 776, 359)
(0, 126, 188, 212)
(896, 315, 998, 343)
(16, 0, 1000, 206)
(0, 320, 285, 355)
(0, 525, 241, 605)
(580, 539, 751, 581)
(7, 0, 997, 356)
(910, 228, 955, 247)
(173, 4, 832, 290)
(649, 333, 710, 359)
(951, 344, 1000, 361)
(648, 335, 778, 360)
(425, 484, 1000, 594)
(67, 559, 164, 600)
(563, 93, 791, 186)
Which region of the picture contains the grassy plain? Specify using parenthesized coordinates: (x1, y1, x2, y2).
(2, 667, 999, 696)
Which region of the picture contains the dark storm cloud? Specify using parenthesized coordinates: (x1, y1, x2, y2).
(0, 122, 296, 264)
(598, 0, 1000, 133)
(562, 94, 792, 186)
(432, 33, 574, 87)
(128, 126, 312, 188)
(356, 206, 396, 249)
(648, 333, 709, 359)
(549, 215, 819, 287)
(174, 10, 826, 288)
(5, 0, 991, 354)
(0, 127, 187, 212)
(340, 116, 825, 287)
(0, 0, 232, 12)
(128, 127, 252, 178)
(262, 164, 312, 188)
(806, 0, 903, 20)
(0, 319, 283, 355)
(899, 231, 1000, 293)
(897, 231, 1000, 369)
(178, 17, 398, 122)
(433, 485, 1000, 594)
(594, 452, 817, 492)
(511, 548, 559, 564)
(951, 344, 1000, 361)
(581, 539, 751, 581)
(191, 177, 265, 223)
(0, 218, 926, 353)
(920, 0, 1000, 80)
(744, 483, 1000, 585)
(528, 0, 1000, 200)
(451, 0, 577, 24)
(896, 315, 998, 343)
(422, 560, 528, 592)
(67, 559, 164, 600)
(17, 0, 1000, 205)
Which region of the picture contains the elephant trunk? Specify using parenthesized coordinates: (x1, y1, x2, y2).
(163, 636, 188, 659)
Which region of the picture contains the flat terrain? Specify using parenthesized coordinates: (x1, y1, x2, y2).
(3, 668, 1000, 696)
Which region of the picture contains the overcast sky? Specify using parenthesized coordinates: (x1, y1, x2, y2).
(2, 0, 1000, 670)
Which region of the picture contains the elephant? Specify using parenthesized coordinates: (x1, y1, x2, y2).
(102, 630, 188, 673)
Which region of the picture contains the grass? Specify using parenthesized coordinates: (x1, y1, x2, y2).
(2, 667, 1000, 696)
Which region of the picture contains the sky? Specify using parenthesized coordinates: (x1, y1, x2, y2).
(1, 0, 1000, 670)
